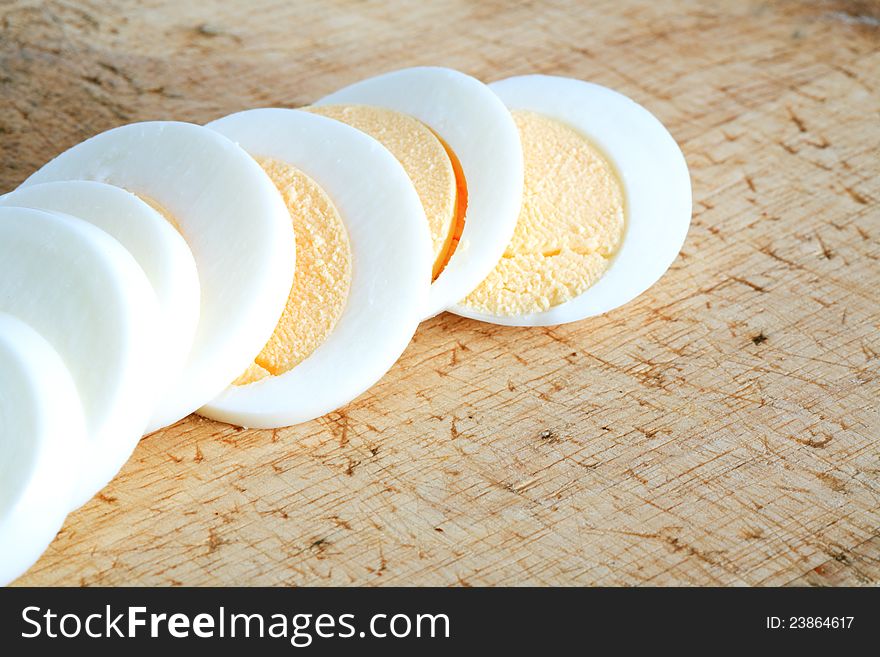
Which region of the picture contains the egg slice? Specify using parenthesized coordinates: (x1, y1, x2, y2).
(313, 66, 523, 318)
(452, 75, 692, 326)
(0, 312, 85, 585)
(0, 207, 161, 508)
(199, 108, 431, 429)
(0, 180, 201, 424)
(21, 121, 295, 432)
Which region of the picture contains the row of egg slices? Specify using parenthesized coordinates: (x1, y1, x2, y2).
(0, 67, 691, 584)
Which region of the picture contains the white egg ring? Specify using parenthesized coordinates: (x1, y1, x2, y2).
(22, 121, 295, 432)
(0, 181, 201, 424)
(0, 313, 85, 585)
(451, 75, 693, 326)
(200, 109, 432, 429)
(314, 66, 523, 319)
(0, 207, 161, 509)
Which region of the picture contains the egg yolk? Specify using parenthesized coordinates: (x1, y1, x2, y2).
(138, 195, 185, 235)
(461, 110, 625, 315)
(307, 104, 467, 280)
(234, 158, 352, 385)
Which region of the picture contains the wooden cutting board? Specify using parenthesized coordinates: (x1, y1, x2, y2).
(2, 0, 878, 586)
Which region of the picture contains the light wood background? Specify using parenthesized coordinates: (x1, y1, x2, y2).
(2, 0, 878, 586)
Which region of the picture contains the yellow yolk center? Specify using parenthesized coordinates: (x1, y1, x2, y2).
(307, 104, 466, 279)
(138, 194, 185, 235)
(234, 158, 352, 385)
(462, 110, 625, 316)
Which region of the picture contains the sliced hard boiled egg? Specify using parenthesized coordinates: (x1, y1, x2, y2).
(314, 66, 523, 318)
(200, 108, 431, 429)
(21, 121, 296, 432)
(0, 207, 161, 508)
(452, 75, 692, 326)
(0, 180, 201, 423)
(0, 312, 85, 585)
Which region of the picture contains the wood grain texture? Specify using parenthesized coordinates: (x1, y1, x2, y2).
(2, 0, 878, 586)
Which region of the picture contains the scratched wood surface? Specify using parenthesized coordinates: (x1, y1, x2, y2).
(2, 0, 878, 586)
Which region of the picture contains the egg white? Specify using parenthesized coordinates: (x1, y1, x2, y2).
(0, 313, 85, 585)
(0, 207, 161, 509)
(21, 121, 296, 432)
(315, 66, 523, 319)
(450, 75, 692, 326)
(200, 109, 432, 429)
(0, 180, 201, 426)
